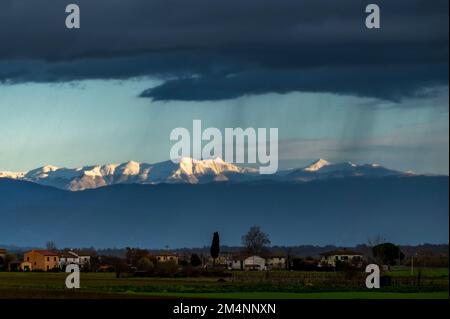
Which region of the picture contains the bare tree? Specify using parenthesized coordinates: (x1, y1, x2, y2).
(366, 234, 386, 261)
(46, 241, 57, 251)
(242, 226, 271, 255)
(367, 234, 386, 247)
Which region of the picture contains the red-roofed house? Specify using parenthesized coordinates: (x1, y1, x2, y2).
(23, 250, 60, 271)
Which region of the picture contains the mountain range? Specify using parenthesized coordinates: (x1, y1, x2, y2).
(0, 158, 447, 248)
(0, 158, 416, 191)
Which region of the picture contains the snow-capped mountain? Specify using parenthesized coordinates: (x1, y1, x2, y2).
(287, 159, 407, 181)
(0, 158, 415, 191)
(0, 157, 258, 191)
(303, 158, 331, 172)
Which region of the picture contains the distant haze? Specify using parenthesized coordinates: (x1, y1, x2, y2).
(0, 176, 447, 248)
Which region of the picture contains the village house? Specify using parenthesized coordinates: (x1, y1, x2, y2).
(319, 249, 364, 268)
(228, 259, 243, 270)
(225, 254, 287, 271)
(22, 250, 60, 271)
(225, 253, 244, 270)
(207, 251, 236, 268)
(155, 253, 178, 264)
(244, 255, 267, 271)
(266, 256, 286, 270)
(59, 250, 91, 269)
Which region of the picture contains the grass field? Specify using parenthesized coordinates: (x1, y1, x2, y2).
(386, 266, 449, 277)
(0, 269, 448, 299)
(138, 291, 449, 299)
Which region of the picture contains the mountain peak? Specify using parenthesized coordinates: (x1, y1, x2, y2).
(117, 161, 141, 175)
(41, 165, 59, 172)
(303, 158, 331, 172)
(211, 156, 225, 163)
(179, 157, 194, 164)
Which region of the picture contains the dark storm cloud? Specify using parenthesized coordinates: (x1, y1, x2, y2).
(141, 64, 448, 102)
(0, 0, 448, 101)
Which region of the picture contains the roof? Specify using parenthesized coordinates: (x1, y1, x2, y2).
(244, 255, 266, 260)
(26, 250, 59, 256)
(320, 249, 363, 257)
(70, 249, 95, 256)
(60, 252, 78, 258)
(60, 249, 94, 257)
(155, 252, 178, 257)
(227, 253, 250, 260)
(228, 253, 285, 260)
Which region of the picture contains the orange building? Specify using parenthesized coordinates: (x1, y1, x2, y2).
(23, 250, 60, 271)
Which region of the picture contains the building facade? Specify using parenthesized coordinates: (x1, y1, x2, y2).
(155, 253, 178, 264)
(266, 256, 286, 270)
(319, 249, 363, 267)
(23, 250, 60, 271)
(59, 250, 91, 269)
(244, 255, 266, 270)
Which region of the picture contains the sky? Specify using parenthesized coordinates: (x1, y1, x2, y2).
(0, 0, 449, 174)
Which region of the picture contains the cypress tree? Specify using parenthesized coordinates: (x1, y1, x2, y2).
(210, 232, 220, 267)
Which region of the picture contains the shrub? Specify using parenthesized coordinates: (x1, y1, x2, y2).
(137, 257, 154, 272)
(155, 261, 179, 277)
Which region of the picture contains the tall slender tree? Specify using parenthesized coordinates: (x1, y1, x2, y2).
(210, 232, 220, 267)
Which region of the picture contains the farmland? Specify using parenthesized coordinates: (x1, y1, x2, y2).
(0, 267, 447, 299)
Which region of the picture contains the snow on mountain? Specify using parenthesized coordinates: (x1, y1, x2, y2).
(0, 171, 25, 179)
(287, 159, 402, 181)
(167, 157, 251, 184)
(303, 159, 330, 171)
(0, 157, 253, 191)
(0, 158, 414, 191)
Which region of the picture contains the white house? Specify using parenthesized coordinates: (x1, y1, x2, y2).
(244, 255, 266, 271)
(227, 257, 244, 270)
(225, 255, 286, 271)
(319, 249, 363, 267)
(266, 256, 286, 270)
(59, 250, 91, 269)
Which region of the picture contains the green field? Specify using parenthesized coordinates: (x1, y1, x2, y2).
(385, 266, 449, 278)
(0, 269, 448, 299)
